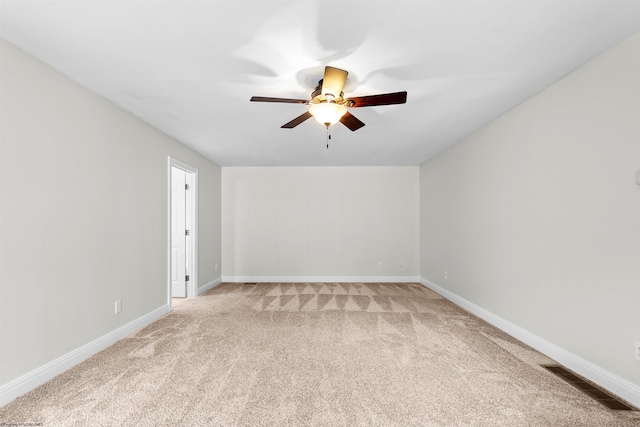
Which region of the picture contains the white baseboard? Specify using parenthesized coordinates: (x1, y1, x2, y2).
(198, 277, 222, 295)
(0, 304, 170, 407)
(419, 278, 640, 409)
(221, 275, 421, 283)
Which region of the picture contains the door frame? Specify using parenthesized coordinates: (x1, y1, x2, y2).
(168, 157, 198, 304)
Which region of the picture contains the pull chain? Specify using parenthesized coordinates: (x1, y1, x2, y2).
(325, 124, 331, 149)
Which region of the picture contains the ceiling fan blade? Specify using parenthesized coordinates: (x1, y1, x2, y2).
(321, 66, 348, 98)
(281, 111, 313, 129)
(346, 91, 407, 108)
(339, 111, 365, 131)
(250, 96, 308, 104)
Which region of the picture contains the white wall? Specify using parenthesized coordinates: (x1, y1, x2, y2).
(0, 39, 222, 389)
(223, 166, 419, 281)
(420, 32, 640, 389)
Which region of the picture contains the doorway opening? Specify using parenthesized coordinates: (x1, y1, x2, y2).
(168, 158, 198, 307)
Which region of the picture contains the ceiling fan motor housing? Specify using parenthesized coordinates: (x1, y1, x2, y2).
(311, 81, 348, 105)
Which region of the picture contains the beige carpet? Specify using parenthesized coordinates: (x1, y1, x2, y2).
(1, 283, 638, 426)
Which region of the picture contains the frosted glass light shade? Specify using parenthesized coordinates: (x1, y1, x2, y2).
(309, 102, 347, 126)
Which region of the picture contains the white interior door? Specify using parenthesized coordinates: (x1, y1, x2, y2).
(171, 167, 187, 298)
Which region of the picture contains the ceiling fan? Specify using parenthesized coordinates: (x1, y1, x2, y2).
(250, 66, 407, 131)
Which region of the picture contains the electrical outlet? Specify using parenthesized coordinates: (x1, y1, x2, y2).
(115, 300, 122, 314)
(378, 262, 384, 269)
(635, 342, 640, 362)
(444, 271, 448, 280)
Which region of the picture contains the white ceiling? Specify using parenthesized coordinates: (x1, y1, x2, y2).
(2, 1, 640, 166)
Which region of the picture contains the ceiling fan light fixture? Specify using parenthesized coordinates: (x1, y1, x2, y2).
(251, 66, 406, 131)
(309, 102, 347, 127)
